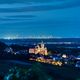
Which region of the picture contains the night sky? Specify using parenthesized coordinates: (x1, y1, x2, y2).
(0, 0, 80, 38)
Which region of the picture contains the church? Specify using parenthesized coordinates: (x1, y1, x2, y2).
(29, 42, 48, 55)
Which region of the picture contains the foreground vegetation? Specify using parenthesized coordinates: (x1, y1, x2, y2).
(0, 61, 80, 80)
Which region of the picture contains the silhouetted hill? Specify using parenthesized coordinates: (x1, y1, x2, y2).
(0, 41, 7, 52)
(10, 44, 28, 51)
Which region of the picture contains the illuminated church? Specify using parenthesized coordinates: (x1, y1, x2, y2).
(29, 42, 48, 55)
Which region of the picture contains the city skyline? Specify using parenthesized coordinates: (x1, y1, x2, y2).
(0, 0, 80, 38)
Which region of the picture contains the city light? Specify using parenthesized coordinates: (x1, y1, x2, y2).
(3, 35, 19, 39)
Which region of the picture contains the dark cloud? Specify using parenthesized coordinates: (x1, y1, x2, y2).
(0, 0, 80, 13)
(0, 15, 35, 22)
(0, 0, 64, 4)
(8, 15, 35, 18)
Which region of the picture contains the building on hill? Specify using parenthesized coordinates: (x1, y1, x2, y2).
(29, 42, 48, 55)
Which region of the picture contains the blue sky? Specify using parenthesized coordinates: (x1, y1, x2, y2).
(0, 0, 80, 38)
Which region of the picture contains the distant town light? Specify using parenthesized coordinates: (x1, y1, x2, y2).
(4, 36, 18, 39)
(4, 37, 12, 40)
(62, 54, 67, 58)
